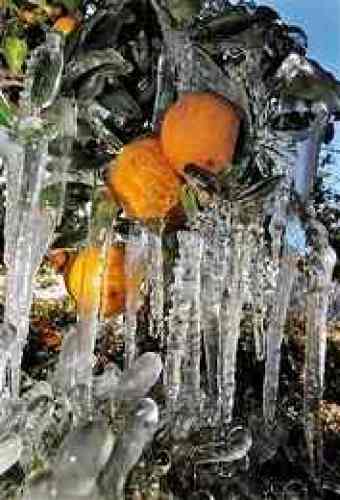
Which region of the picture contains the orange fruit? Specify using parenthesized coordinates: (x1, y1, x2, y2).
(107, 136, 182, 221)
(53, 16, 79, 35)
(52, 245, 144, 319)
(160, 92, 241, 175)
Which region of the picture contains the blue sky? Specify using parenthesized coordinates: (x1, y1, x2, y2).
(261, 0, 340, 193)
(261, 0, 340, 78)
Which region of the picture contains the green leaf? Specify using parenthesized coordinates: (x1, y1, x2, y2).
(0, 94, 13, 127)
(56, 0, 81, 11)
(180, 184, 199, 220)
(3, 36, 27, 74)
(40, 183, 64, 210)
(167, 0, 200, 23)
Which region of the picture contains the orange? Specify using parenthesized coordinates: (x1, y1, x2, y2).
(160, 92, 241, 175)
(107, 136, 182, 221)
(50, 245, 144, 319)
(53, 16, 79, 35)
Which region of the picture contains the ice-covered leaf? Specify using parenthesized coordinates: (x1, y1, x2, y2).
(180, 184, 199, 219)
(3, 36, 28, 74)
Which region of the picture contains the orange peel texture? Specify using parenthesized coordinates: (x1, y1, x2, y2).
(53, 16, 79, 35)
(64, 245, 144, 319)
(107, 137, 182, 221)
(160, 92, 241, 175)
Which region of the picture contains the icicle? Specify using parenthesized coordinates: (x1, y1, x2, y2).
(3, 133, 56, 398)
(69, 180, 116, 420)
(148, 226, 165, 347)
(263, 256, 297, 424)
(21, 31, 64, 114)
(53, 420, 114, 498)
(247, 220, 267, 362)
(165, 230, 202, 412)
(124, 227, 148, 369)
(262, 175, 292, 425)
(152, 49, 175, 130)
(184, 233, 203, 407)
(219, 209, 253, 424)
(200, 205, 230, 402)
(303, 223, 336, 482)
(0, 131, 25, 269)
(99, 398, 159, 500)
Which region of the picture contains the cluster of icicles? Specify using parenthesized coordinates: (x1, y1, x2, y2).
(0, 6, 338, 500)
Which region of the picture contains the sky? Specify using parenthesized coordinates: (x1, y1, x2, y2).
(260, 0, 340, 193)
(261, 0, 340, 78)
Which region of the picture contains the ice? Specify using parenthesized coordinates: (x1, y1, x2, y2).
(263, 256, 297, 424)
(148, 228, 165, 346)
(201, 208, 229, 395)
(303, 225, 336, 479)
(115, 352, 163, 401)
(94, 363, 122, 401)
(94, 352, 162, 402)
(124, 228, 149, 369)
(165, 230, 203, 412)
(53, 420, 114, 496)
(22, 31, 64, 114)
(0, 433, 22, 475)
(98, 398, 159, 500)
(0, 1, 338, 496)
(219, 209, 254, 423)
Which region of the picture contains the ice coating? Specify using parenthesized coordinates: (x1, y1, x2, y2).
(98, 398, 159, 500)
(0, 1, 338, 498)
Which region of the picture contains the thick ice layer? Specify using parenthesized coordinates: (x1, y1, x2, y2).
(263, 256, 297, 424)
(219, 211, 254, 423)
(0, 433, 22, 475)
(148, 228, 165, 346)
(124, 228, 149, 369)
(98, 398, 159, 500)
(200, 205, 230, 399)
(303, 228, 336, 479)
(54, 420, 114, 496)
(166, 230, 203, 411)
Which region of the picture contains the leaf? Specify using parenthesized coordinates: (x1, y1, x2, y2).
(167, 0, 201, 23)
(0, 94, 13, 127)
(180, 184, 199, 220)
(89, 188, 119, 244)
(40, 183, 64, 210)
(56, 0, 81, 11)
(3, 36, 28, 74)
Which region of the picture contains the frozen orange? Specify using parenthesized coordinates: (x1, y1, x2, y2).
(160, 92, 241, 175)
(107, 136, 182, 221)
(53, 16, 79, 35)
(50, 245, 144, 319)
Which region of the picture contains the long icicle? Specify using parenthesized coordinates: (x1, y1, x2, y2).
(185, 232, 203, 409)
(124, 227, 149, 369)
(219, 206, 253, 424)
(165, 230, 201, 414)
(200, 204, 230, 406)
(148, 225, 165, 348)
(263, 255, 297, 424)
(4, 134, 54, 398)
(303, 223, 336, 484)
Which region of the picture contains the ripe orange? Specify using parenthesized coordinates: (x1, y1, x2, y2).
(50, 245, 144, 319)
(107, 136, 182, 221)
(160, 92, 241, 175)
(53, 16, 79, 35)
